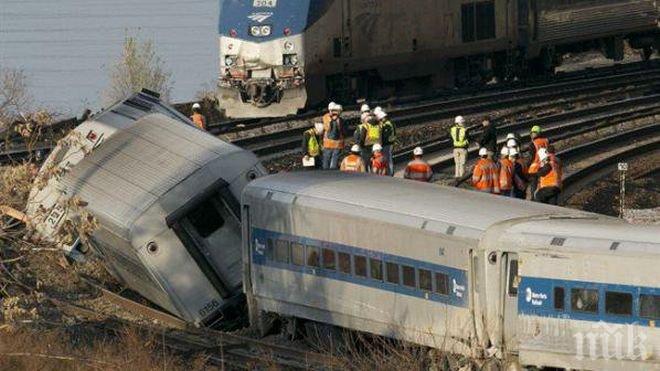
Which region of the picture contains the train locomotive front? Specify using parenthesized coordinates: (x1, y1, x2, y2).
(218, 0, 315, 118)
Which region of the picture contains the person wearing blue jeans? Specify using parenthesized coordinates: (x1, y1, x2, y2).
(321, 102, 344, 170)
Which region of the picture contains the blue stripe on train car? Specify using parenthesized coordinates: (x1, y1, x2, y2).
(519, 277, 659, 327)
(251, 228, 469, 308)
(219, 0, 322, 42)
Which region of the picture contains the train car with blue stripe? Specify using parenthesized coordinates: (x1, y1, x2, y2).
(241, 171, 660, 369)
(218, 0, 659, 118)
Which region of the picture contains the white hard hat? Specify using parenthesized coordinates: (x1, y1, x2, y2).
(328, 102, 337, 111)
(361, 104, 370, 113)
(375, 110, 387, 120)
(314, 122, 324, 133)
(479, 147, 488, 157)
(413, 147, 424, 156)
(192, 103, 201, 110)
(372, 144, 383, 153)
(506, 133, 516, 140)
(538, 148, 549, 162)
(500, 146, 509, 157)
(507, 139, 517, 148)
(351, 144, 361, 153)
(335, 104, 343, 112)
(373, 106, 383, 114)
(455, 115, 465, 125)
(509, 148, 519, 157)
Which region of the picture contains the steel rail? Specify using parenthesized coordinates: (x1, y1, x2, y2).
(241, 70, 660, 157)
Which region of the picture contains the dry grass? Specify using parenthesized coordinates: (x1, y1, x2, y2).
(0, 325, 216, 371)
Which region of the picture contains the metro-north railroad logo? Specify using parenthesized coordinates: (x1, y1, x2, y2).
(248, 12, 273, 23)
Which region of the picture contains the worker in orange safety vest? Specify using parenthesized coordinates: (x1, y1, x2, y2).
(340, 144, 366, 173)
(190, 103, 207, 130)
(499, 146, 514, 197)
(471, 147, 500, 193)
(404, 147, 433, 182)
(370, 144, 387, 176)
(322, 102, 345, 170)
(533, 147, 563, 205)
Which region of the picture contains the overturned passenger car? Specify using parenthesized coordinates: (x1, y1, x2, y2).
(26, 91, 265, 326)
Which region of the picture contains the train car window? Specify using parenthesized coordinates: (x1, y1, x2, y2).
(508, 260, 519, 297)
(571, 288, 599, 313)
(370, 258, 383, 281)
(476, 1, 496, 40)
(419, 269, 433, 292)
(402, 265, 416, 288)
(333, 38, 341, 58)
(386, 262, 400, 285)
(554, 287, 565, 311)
(291, 243, 305, 266)
(605, 291, 633, 316)
(306, 245, 320, 267)
(266, 239, 274, 261)
(274, 240, 289, 263)
(435, 272, 449, 296)
(338, 252, 351, 274)
(322, 248, 336, 271)
(461, 4, 476, 42)
(187, 202, 225, 238)
(640, 294, 660, 320)
(461, 1, 496, 43)
(354, 255, 367, 277)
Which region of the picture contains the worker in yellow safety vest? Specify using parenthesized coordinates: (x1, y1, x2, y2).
(301, 123, 324, 170)
(450, 115, 469, 178)
(354, 115, 382, 172)
(375, 107, 396, 176)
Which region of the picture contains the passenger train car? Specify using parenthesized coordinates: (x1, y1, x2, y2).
(218, 0, 660, 117)
(26, 91, 266, 326)
(242, 172, 660, 369)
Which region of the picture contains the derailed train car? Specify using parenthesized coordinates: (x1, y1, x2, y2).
(242, 172, 660, 369)
(26, 91, 266, 326)
(218, 0, 660, 117)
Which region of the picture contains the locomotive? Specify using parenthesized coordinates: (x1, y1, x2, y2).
(217, 0, 660, 118)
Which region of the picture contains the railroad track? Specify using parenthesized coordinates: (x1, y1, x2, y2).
(207, 59, 660, 135)
(36, 277, 340, 370)
(240, 67, 660, 158)
(559, 123, 660, 202)
(2, 62, 660, 165)
(392, 93, 660, 174)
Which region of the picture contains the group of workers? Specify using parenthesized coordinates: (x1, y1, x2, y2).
(302, 102, 435, 181)
(451, 116, 563, 204)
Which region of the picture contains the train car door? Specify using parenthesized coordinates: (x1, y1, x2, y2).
(502, 252, 520, 348)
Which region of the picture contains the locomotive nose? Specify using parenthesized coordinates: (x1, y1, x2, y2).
(246, 79, 278, 107)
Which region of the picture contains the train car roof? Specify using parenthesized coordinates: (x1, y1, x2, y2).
(244, 171, 587, 238)
(486, 216, 660, 257)
(27, 92, 255, 242)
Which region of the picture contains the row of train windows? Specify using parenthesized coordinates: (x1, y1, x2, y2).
(553, 287, 659, 320)
(267, 239, 451, 296)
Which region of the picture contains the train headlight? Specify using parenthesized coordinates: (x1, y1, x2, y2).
(250, 26, 262, 37)
(283, 54, 299, 66)
(224, 55, 237, 67)
(260, 25, 271, 36)
(284, 41, 294, 51)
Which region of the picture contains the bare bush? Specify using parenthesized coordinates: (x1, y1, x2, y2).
(0, 68, 32, 128)
(103, 35, 172, 105)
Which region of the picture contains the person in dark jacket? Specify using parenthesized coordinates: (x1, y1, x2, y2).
(509, 148, 528, 199)
(477, 117, 497, 156)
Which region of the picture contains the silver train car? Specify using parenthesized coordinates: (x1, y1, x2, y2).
(26, 91, 266, 326)
(218, 0, 660, 117)
(242, 172, 660, 369)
